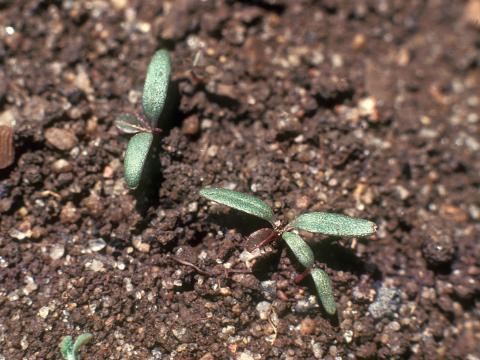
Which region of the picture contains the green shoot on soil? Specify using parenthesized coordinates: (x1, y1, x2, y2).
(115, 49, 171, 189)
(59, 333, 93, 360)
(199, 187, 377, 315)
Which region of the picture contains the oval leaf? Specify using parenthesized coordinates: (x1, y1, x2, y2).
(291, 212, 376, 237)
(142, 50, 171, 125)
(124, 132, 153, 189)
(311, 268, 336, 315)
(282, 232, 314, 268)
(199, 188, 275, 224)
(60, 336, 73, 359)
(115, 114, 145, 134)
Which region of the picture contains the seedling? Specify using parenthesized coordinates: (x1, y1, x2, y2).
(59, 333, 93, 360)
(115, 50, 171, 189)
(199, 187, 377, 315)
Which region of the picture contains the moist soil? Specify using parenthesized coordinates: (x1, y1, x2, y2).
(1, 1, 479, 359)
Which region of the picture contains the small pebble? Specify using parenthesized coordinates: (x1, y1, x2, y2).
(300, 317, 315, 335)
(421, 220, 456, 268)
(124, 278, 133, 292)
(260, 280, 277, 300)
(49, 244, 65, 260)
(464, 0, 480, 27)
(60, 202, 80, 223)
(295, 195, 309, 209)
(0, 125, 14, 169)
(111, 0, 127, 10)
(358, 97, 379, 122)
(37, 306, 50, 319)
(329, 345, 338, 357)
(45, 128, 78, 151)
(343, 330, 353, 343)
(86, 259, 105, 272)
(0, 256, 8, 268)
(236, 352, 255, 360)
(51, 159, 72, 173)
(256, 301, 272, 320)
(172, 327, 187, 341)
(181, 115, 200, 135)
(20, 337, 28, 350)
(294, 296, 318, 313)
(188, 202, 198, 213)
(312, 342, 324, 359)
(132, 236, 150, 253)
(368, 285, 400, 319)
(7, 291, 19, 302)
(22, 277, 37, 296)
(352, 34, 366, 50)
(151, 348, 163, 359)
(88, 238, 106, 252)
(9, 228, 31, 240)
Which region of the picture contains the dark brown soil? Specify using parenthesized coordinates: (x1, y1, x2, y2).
(1, 1, 479, 359)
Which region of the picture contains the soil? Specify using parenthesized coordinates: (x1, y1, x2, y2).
(1, 0, 479, 359)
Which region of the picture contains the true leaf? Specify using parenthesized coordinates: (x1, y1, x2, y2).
(199, 188, 275, 224)
(142, 49, 171, 126)
(291, 212, 376, 237)
(124, 132, 153, 189)
(311, 268, 336, 315)
(60, 336, 73, 359)
(281, 232, 314, 268)
(115, 114, 145, 134)
(73, 333, 93, 354)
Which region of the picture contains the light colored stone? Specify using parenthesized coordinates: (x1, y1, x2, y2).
(88, 238, 106, 252)
(37, 306, 50, 319)
(256, 301, 271, 320)
(49, 244, 65, 260)
(45, 128, 78, 151)
(111, 0, 127, 10)
(86, 259, 105, 272)
(343, 330, 353, 343)
(0, 109, 16, 127)
(464, 0, 480, 27)
(51, 159, 72, 173)
(132, 236, 150, 253)
(237, 352, 254, 360)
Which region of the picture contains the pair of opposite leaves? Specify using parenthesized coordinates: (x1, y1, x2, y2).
(199, 187, 377, 314)
(116, 50, 171, 189)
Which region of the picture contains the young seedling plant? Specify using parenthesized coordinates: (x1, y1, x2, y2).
(199, 187, 377, 315)
(59, 333, 92, 360)
(115, 49, 171, 189)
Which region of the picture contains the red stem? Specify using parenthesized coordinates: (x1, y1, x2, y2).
(254, 230, 280, 250)
(294, 268, 312, 284)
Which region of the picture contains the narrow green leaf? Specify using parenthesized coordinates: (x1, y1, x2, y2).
(142, 50, 171, 125)
(291, 212, 377, 237)
(311, 268, 336, 315)
(124, 132, 153, 189)
(115, 114, 145, 134)
(199, 188, 275, 224)
(60, 336, 73, 359)
(282, 232, 314, 268)
(73, 333, 93, 354)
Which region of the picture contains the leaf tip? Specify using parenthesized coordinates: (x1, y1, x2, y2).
(311, 268, 337, 315)
(142, 49, 172, 124)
